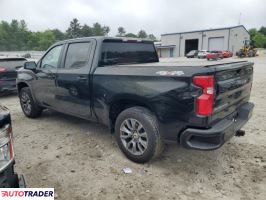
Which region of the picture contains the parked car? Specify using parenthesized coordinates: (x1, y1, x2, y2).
(186, 50, 198, 58)
(206, 51, 223, 60)
(0, 105, 26, 187)
(222, 50, 233, 58)
(197, 50, 209, 59)
(0, 57, 27, 96)
(17, 37, 254, 163)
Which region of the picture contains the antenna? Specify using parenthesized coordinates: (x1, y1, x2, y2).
(238, 13, 242, 25)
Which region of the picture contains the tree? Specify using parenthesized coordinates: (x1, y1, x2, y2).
(0, 19, 162, 51)
(148, 34, 157, 41)
(92, 23, 110, 36)
(103, 26, 110, 36)
(66, 18, 81, 38)
(125, 33, 137, 38)
(249, 28, 257, 38)
(138, 30, 147, 38)
(0, 21, 11, 50)
(254, 32, 266, 48)
(117, 26, 126, 37)
(81, 24, 93, 37)
(36, 30, 56, 50)
(51, 29, 65, 41)
(93, 22, 103, 36)
(258, 26, 266, 35)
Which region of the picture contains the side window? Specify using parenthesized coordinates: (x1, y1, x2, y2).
(41, 45, 63, 69)
(64, 42, 91, 69)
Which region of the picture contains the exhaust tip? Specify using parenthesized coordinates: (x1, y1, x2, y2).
(235, 130, 245, 137)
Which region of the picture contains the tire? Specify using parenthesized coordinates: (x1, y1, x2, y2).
(19, 87, 42, 118)
(115, 106, 164, 163)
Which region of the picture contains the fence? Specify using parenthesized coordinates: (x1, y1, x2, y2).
(0, 51, 45, 60)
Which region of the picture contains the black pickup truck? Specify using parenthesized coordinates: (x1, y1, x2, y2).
(16, 37, 254, 163)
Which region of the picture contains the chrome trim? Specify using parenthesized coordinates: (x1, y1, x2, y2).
(0, 157, 15, 173)
(0, 124, 14, 173)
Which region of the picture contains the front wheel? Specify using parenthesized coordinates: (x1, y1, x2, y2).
(19, 87, 42, 118)
(115, 107, 164, 163)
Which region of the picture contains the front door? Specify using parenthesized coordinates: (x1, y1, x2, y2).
(55, 41, 95, 119)
(33, 45, 64, 107)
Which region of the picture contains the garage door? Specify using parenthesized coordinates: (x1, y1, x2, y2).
(208, 37, 224, 51)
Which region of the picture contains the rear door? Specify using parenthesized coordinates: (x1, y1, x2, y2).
(55, 40, 95, 119)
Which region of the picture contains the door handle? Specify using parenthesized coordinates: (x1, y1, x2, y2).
(77, 76, 87, 82)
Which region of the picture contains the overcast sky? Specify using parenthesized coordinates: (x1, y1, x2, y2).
(0, 0, 265, 37)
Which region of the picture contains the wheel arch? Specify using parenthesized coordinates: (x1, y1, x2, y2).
(17, 82, 29, 92)
(17, 82, 38, 103)
(108, 97, 155, 133)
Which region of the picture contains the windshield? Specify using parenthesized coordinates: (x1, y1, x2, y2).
(99, 40, 159, 66)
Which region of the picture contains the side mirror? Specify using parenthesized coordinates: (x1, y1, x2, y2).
(24, 61, 37, 70)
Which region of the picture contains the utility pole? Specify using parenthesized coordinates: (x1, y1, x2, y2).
(238, 13, 242, 25)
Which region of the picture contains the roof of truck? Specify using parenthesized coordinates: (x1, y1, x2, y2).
(56, 36, 154, 45)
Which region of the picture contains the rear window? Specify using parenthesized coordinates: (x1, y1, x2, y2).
(0, 58, 27, 69)
(99, 40, 159, 66)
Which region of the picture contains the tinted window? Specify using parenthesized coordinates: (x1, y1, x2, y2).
(99, 40, 158, 66)
(41, 45, 63, 69)
(64, 42, 91, 69)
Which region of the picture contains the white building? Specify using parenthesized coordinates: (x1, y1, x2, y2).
(156, 25, 250, 57)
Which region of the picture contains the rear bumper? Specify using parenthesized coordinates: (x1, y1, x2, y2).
(179, 102, 254, 150)
(0, 79, 17, 93)
(0, 161, 26, 188)
(198, 55, 206, 59)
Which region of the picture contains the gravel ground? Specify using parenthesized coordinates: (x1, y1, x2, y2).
(1, 57, 266, 200)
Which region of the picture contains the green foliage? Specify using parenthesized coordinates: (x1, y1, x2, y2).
(148, 34, 157, 41)
(91, 22, 110, 36)
(81, 24, 93, 37)
(0, 18, 158, 51)
(0, 20, 29, 51)
(258, 26, 266, 35)
(249, 27, 266, 48)
(117, 27, 126, 37)
(66, 18, 81, 38)
(125, 33, 137, 38)
(138, 30, 148, 38)
(254, 32, 266, 48)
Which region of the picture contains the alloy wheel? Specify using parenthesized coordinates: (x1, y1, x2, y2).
(120, 118, 148, 156)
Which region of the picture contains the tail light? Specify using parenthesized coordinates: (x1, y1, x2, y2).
(0, 124, 14, 169)
(193, 75, 215, 116)
(0, 67, 7, 73)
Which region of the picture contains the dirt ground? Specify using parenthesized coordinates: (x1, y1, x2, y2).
(1, 57, 266, 200)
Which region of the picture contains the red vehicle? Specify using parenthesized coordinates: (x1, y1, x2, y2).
(222, 51, 233, 58)
(206, 51, 223, 60)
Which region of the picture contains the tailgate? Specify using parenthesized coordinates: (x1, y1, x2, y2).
(211, 61, 253, 123)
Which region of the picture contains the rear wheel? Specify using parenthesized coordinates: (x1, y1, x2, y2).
(19, 87, 42, 118)
(115, 106, 164, 163)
